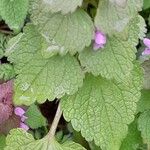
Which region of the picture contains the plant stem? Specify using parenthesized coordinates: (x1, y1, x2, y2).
(0, 29, 13, 35)
(148, 143, 150, 150)
(48, 102, 62, 140)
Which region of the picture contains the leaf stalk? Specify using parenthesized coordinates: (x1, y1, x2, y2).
(48, 102, 62, 140)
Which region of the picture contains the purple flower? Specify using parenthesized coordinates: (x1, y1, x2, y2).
(21, 115, 28, 122)
(0, 80, 13, 124)
(143, 38, 150, 48)
(14, 107, 29, 131)
(20, 122, 29, 131)
(142, 38, 150, 56)
(94, 30, 106, 50)
(142, 48, 150, 55)
(14, 107, 25, 117)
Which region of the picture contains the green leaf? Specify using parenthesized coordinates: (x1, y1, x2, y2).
(79, 37, 136, 81)
(138, 110, 150, 143)
(6, 24, 84, 105)
(4, 129, 86, 150)
(120, 119, 142, 150)
(143, 0, 150, 10)
(25, 104, 47, 129)
(109, 0, 127, 8)
(0, 33, 4, 58)
(89, 142, 101, 150)
(148, 15, 150, 27)
(95, 0, 143, 35)
(117, 15, 146, 46)
(31, 7, 94, 56)
(0, 64, 15, 81)
(0, 33, 9, 59)
(142, 60, 150, 89)
(0, 50, 3, 59)
(137, 90, 150, 113)
(0, 0, 29, 31)
(127, 15, 146, 46)
(30, 0, 83, 14)
(0, 50, 4, 60)
(0, 135, 6, 150)
(61, 64, 142, 150)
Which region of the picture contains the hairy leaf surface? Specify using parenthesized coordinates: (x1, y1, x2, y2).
(117, 15, 146, 46)
(25, 104, 47, 129)
(0, 0, 29, 30)
(0, 33, 9, 59)
(120, 119, 142, 150)
(6, 25, 84, 105)
(31, 7, 94, 56)
(138, 110, 150, 143)
(0, 64, 15, 81)
(95, 0, 143, 35)
(4, 129, 86, 150)
(61, 63, 142, 150)
(79, 37, 136, 80)
(44, 0, 82, 14)
(142, 60, 150, 89)
(137, 89, 150, 113)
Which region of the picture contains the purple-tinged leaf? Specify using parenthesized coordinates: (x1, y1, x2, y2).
(0, 80, 13, 124)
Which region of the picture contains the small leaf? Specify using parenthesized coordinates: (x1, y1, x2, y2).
(0, 64, 15, 81)
(79, 37, 136, 80)
(61, 63, 142, 149)
(142, 60, 150, 89)
(0, 0, 29, 30)
(138, 110, 150, 143)
(137, 89, 150, 113)
(4, 129, 86, 150)
(0, 49, 3, 59)
(6, 24, 84, 105)
(143, 0, 150, 10)
(25, 104, 47, 129)
(95, 0, 143, 35)
(31, 7, 94, 56)
(0, 135, 6, 149)
(117, 15, 146, 46)
(0, 33, 9, 59)
(120, 119, 143, 150)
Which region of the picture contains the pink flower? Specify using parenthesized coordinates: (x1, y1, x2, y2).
(14, 107, 25, 117)
(0, 80, 13, 124)
(21, 115, 28, 122)
(142, 48, 150, 55)
(94, 30, 106, 50)
(14, 107, 29, 131)
(143, 38, 150, 48)
(143, 38, 150, 56)
(20, 122, 29, 131)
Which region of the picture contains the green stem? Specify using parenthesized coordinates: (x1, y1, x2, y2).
(0, 29, 13, 35)
(48, 102, 62, 140)
(148, 143, 150, 150)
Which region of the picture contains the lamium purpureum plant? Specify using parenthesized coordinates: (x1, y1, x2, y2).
(0, 0, 150, 149)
